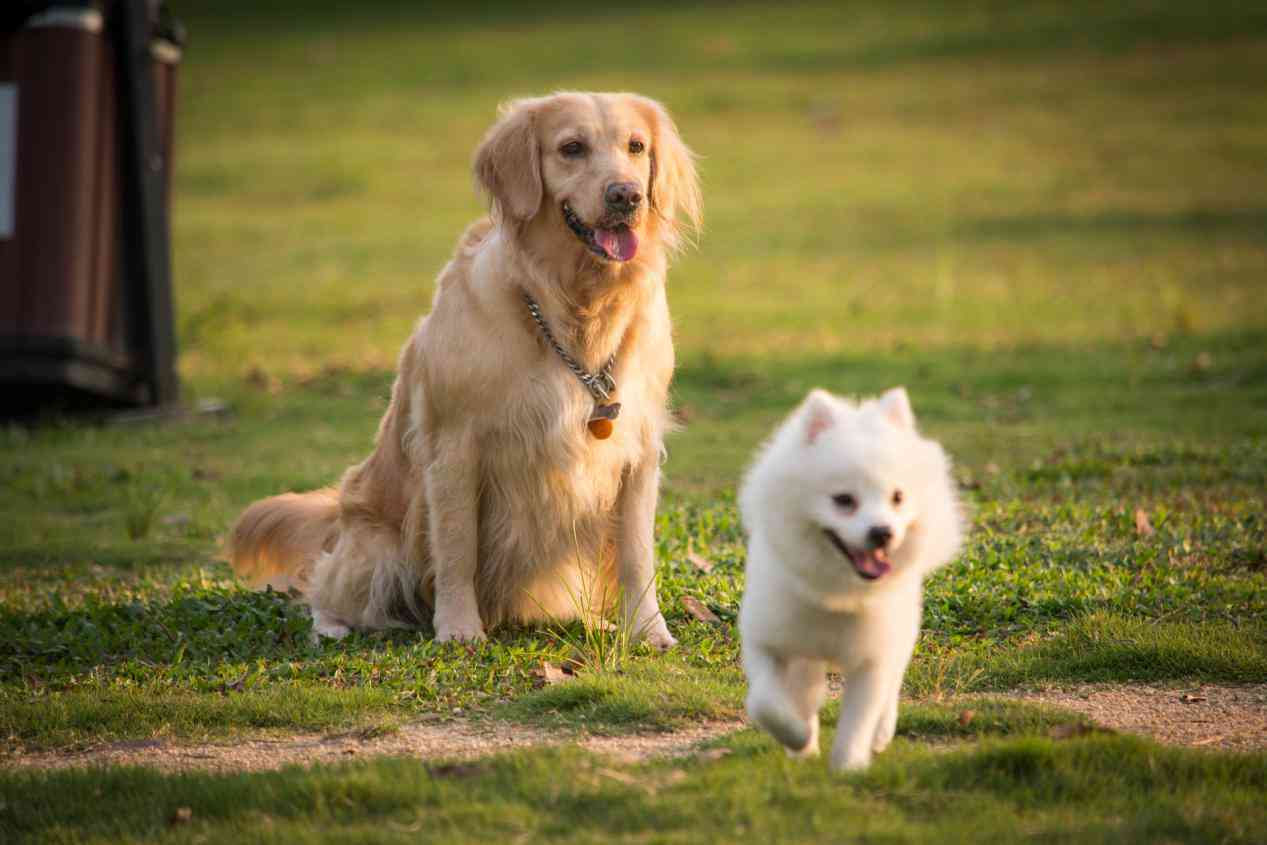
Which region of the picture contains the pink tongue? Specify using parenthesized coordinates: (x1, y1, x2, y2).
(854, 550, 891, 580)
(595, 227, 638, 261)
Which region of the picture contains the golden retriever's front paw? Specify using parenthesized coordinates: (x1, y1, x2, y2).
(434, 617, 487, 643)
(633, 614, 677, 650)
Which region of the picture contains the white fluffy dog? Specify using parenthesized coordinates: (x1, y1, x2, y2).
(738, 387, 965, 771)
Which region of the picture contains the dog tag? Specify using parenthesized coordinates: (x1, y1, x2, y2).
(588, 402, 621, 439)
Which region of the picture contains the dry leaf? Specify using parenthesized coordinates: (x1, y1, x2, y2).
(1047, 723, 1113, 740)
(958, 709, 975, 727)
(595, 767, 639, 787)
(686, 541, 714, 574)
(681, 596, 721, 625)
(218, 674, 247, 694)
(535, 661, 572, 685)
(245, 366, 281, 394)
(169, 807, 193, 826)
(1134, 508, 1154, 537)
(428, 762, 484, 779)
(696, 747, 732, 762)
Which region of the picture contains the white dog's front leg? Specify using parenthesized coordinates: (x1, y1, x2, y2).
(785, 658, 827, 758)
(743, 644, 813, 752)
(871, 680, 901, 754)
(426, 430, 485, 643)
(616, 460, 675, 649)
(831, 663, 893, 772)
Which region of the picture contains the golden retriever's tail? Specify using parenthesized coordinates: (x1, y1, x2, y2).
(227, 489, 340, 592)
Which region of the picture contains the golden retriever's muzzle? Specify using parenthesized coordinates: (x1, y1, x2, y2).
(562, 185, 643, 263)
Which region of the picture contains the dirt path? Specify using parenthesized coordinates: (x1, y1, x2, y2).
(1011, 682, 1267, 752)
(4, 719, 746, 774)
(5, 683, 1264, 773)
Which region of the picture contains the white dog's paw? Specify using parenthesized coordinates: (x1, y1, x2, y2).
(786, 738, 820, 759)
(872, 704, 898, 753)
(829, 748, 873, 773)
(748, 695, 812, 753)
(787, 716, 821, 759)
(872, 726, 896, 754)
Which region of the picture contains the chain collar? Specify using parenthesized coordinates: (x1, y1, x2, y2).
(522, 291, 616, 402)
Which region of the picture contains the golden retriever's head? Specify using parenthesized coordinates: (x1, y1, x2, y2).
(475, 92, 701, 266)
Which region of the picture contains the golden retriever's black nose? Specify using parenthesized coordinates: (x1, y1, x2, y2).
(605, 182, 643, 213)
(868, 525, 893, 549)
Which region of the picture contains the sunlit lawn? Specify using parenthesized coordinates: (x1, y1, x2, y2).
(2, 1, 1265, 841)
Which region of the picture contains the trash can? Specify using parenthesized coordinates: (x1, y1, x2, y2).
(0, 0, 182, 417)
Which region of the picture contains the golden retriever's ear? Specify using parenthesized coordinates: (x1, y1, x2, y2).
(635, 96, 702, 248)
(474, 99, 543, 222)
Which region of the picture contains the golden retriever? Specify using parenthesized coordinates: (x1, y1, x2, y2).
(228, 92, 701, 647)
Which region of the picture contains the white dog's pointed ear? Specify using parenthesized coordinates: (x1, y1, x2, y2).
(878, 386, 915, 430)
(802, 389, 837, 444)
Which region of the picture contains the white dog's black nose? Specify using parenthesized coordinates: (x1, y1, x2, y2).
(868, 525, 893, 549)
(605, 181, 643, 213)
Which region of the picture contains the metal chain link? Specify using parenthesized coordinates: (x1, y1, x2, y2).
(522, 291, 616, 402)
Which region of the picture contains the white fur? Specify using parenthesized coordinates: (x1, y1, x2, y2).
(738, 387, 965, 771)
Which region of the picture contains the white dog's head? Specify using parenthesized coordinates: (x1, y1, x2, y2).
(741, 387, 965, 588)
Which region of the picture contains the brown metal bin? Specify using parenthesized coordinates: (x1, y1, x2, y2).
(0, 1, 181, 416)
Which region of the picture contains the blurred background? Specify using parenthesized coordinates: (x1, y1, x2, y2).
(162, 0, 1267, 492)
(8, 0, 1267, 502)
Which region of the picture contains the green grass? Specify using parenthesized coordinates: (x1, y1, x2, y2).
(2, 0, 1266, 840)
(5, 726, 1267, 843)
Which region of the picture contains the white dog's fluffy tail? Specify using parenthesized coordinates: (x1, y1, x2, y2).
(227, 489, 340, 592)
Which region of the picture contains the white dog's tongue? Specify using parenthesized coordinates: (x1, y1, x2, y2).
(595, 227, 638, 261)
(854, 549, 891, 580)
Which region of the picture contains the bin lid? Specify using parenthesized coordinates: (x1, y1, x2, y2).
(3, 2, 97, 33)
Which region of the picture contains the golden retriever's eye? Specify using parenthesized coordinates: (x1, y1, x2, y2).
(892, 490, 904, 507)
(628, 138, 645, 155)
(560, 141, 587, 158)
(832, 493, 857, 511)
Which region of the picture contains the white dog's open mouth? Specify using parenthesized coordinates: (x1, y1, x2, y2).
(823, 529, 891, 581)
(562, 202, 638, 262)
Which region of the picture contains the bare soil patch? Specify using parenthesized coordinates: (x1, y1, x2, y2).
(5, 683, 1264, 773)
(1009, 682, 1267, 752)
(4, 719, 744, 774)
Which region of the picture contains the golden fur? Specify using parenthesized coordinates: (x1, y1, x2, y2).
(228, 92, 701, 644)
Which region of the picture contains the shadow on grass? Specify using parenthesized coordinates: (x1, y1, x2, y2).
(954, 207, 1267, 244)
(498, 662, 746, 733)
(3, 731, 1265, 844)
(0, 587, 316, 673)
(178, 0, 1267, 71)
(908, 612, 1267, 696)
(667, 328, 1267, 493)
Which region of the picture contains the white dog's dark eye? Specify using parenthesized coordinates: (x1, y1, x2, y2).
(832, 493, 857, 511)
(892, 490, 904, 507)
(560, 141, 586, 158)
(628, 138, 645, 155)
